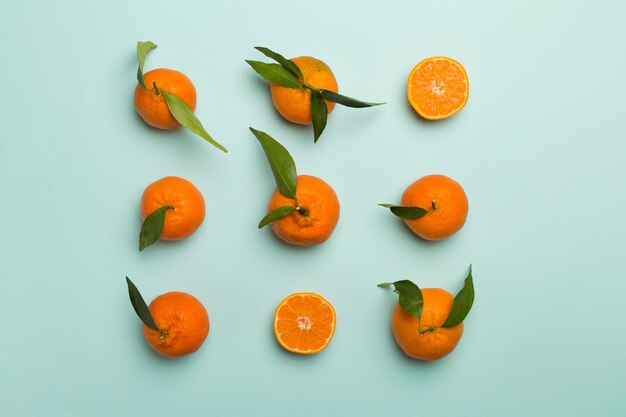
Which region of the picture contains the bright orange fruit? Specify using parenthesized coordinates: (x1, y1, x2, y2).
(274, 292, 336, 354)
(407, 57, 469, 120)
(267, 175, 340, 246)
(142, 291, 210, 357)
(140, 176, 205, 240)
(134, 68, 197, 129)
(401, 174, 468, 240)
(391, 288, 463, 360)
(270, 56, 338, 125)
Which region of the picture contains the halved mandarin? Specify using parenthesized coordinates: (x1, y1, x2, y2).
(273, 292, 336, 355)
(407, 56, 469, 120)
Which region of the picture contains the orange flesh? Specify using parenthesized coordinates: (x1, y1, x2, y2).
(407, 57, 469, 120)
(274, 293, 336, 354)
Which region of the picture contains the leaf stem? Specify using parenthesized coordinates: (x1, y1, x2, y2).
(302, 82, 316, 91)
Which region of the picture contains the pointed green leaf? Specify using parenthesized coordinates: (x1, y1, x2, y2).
(125, 276, 159, 331)
(161, 90, 228, 153)
(319, 89, 385, 108)
(249, 127, 297, 200)
(378, 280, 424, 319)
(245, 60, 303, 88)
(136, 41, 158, 89)
(441, 266, 475, 328)
(139, 205, 170, 252)
(254, 46, 303, 79)
(311, 91, 328, 143)
(379, 204, 428, 220)
(258, 205, 296, 228)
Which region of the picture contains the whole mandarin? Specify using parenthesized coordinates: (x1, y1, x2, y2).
(270, 56, 338, 125)
(401, 174, 468, 240)
(268, 175, 340, 246)
(142, 291, 210, 357)
(134, 68, 197, 129)
(140, 176, 205, 241)
(391, 288, 463, 360)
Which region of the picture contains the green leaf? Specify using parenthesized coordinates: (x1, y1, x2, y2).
(379, 204, 428, 220)
(319, 89, 385, 108)
(245, 60, 303, 88)
(441, 266, 475, 328)
(378, 280, 424, 319)
(249, 127, 297, 200)
(125, 276, 159, 331)
(161, 90, 228, 153)
(136, 41, 158, 89)
(254, 46, 303, 79)
(258, 205, 296, 228)
(139, 205, 170, 252)
(311, 91, 328, 143)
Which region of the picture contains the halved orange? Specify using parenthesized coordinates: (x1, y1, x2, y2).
(407, 56, 469, 120)
(273, 292, 336, 354)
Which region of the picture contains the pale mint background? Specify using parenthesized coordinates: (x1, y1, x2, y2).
(1, 0, 625, 416)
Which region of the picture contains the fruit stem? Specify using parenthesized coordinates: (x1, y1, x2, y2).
(418, 326, 437, 335)
(416, 318, 437, 335)
(296, 206, 309, 217)
(152, 80, 161, 97)
(431, 200, 439, 211)
(159, 330, 168, 340)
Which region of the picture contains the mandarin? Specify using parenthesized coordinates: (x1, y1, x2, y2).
(267, 175, 340, 246)
(274, 292, 336, 354)
(141, 176, 205, 241)
(401, 174, 468, 240)
(134, 68, 197, 129)
(391, 288, 463, 360)
(407, 56, 469, 120)
(142, 291, 210, 357)
(270, 56, 338, 125)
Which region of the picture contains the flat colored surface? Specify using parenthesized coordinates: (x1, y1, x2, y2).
(1, 1, 625, 416)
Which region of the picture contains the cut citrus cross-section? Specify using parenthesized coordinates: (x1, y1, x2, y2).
(273, 292, 336, 354)
(407, 56, 469, 120)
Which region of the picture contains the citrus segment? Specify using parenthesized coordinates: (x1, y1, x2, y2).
(407, 57, 469, 120)
(274, 292, 336, 354)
